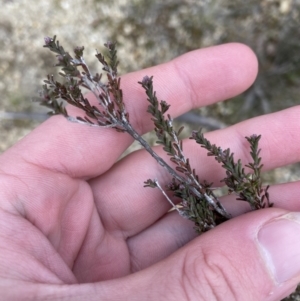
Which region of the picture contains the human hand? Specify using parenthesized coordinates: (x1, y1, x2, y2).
(1, 43, 300, 301)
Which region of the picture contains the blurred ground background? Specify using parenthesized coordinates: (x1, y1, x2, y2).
(1, 0, 300, 299)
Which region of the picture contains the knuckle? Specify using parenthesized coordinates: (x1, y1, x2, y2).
(180, 247, 244, 301)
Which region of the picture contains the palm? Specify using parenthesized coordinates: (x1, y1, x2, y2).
(0, 131, 191, 285)
(3, 44, 251, 285)
(0, 109, 199, 285)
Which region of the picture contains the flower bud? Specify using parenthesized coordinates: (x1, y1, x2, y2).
(44, 36, 52, 45)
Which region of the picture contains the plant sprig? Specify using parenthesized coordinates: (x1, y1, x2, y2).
(191, 131, 272, 210)
(36, 36, 272, 233)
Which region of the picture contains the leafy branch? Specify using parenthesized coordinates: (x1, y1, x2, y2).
(35, 36, 272, 233)
(191, 131, 272, 210)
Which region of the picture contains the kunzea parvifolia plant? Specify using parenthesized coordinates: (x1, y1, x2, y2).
(35, 36, 272, 233)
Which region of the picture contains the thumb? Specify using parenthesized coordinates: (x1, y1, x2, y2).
(25, 208, 300, 301)
(106, 208, 300, 301)
(156, 208, 300, 301)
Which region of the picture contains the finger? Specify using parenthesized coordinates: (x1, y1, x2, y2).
(32, 208, 300, 301)
(222, 180, 300, 217)
(188, 105, 300, 184)
(92, 106, 300, 235)
(0, 43, 257, 179)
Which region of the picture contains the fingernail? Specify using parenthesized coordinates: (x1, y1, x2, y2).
(258, 212, 300, 284)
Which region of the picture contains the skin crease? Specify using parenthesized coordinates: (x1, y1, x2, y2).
(1, 43, 300, 300)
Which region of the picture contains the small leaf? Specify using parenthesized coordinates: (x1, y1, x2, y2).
(177, 126, 184, 136)
(144, 179, 158, 188)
